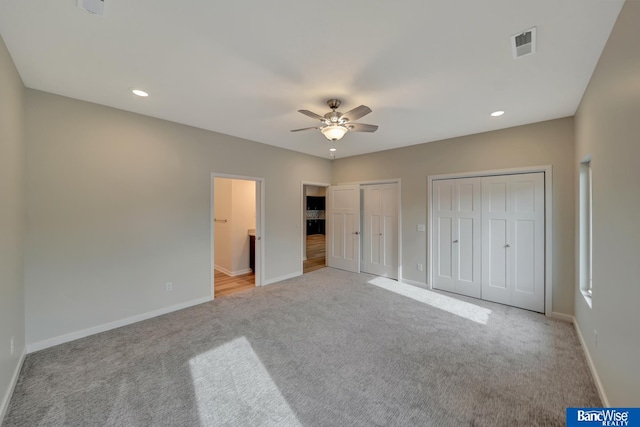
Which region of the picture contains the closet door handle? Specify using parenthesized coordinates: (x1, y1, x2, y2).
(353, 231, 360, 235)
(453, 239, 459, 243)
(505, 243, 511, 248)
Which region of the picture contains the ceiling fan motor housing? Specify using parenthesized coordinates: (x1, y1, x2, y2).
(326, 99, 342, 110)
(324, 111, 343, 123)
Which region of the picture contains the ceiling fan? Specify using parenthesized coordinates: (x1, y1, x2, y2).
(291, 99, 378, 141)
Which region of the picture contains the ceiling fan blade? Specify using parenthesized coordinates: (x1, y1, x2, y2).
(298, 110, 325, 121)
(347, 123, 378, 132)
(290, 126, 320, 132)
(340, 105, 372, 122)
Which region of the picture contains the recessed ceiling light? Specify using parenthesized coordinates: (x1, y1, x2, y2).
(132, 89, 149, 97)
(329, 148, 337, 152)
(491, 110, 505, 117)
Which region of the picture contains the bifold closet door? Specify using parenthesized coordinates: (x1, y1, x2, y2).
(432, 178, 482, 298)
(481, 173, 544, 312)
(327, 185, 361, 273)
(362, 184, 398, 279)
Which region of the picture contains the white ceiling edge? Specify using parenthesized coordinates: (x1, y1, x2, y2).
(0, 0, 625, 159)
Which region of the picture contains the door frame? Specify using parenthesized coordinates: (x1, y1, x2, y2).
(211, 173, 266, 299)
(427, 165, 553, 316)
(336, 179, 403, 281)
(300, 181, 331, 273)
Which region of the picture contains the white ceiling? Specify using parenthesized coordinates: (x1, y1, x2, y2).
(0, 0, 624, 159)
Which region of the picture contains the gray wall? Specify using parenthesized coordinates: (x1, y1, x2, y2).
(0, 36, 25, 417)
(5, 1, 640, 406)
(24, 90, 331, 347)
(332, 118, 575, 315)
(574, 0, 640, 406)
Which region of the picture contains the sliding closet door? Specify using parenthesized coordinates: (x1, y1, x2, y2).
(432, 178, 481, 298)
(481, 173, 544, 312)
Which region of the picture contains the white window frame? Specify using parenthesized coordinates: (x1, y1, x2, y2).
(579, 157, 593, 307)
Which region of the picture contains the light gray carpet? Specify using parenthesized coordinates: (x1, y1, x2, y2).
(3, 268, 600, 426)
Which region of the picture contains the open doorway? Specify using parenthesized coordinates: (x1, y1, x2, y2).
(212, 174, 264, 298)
(302, 182, 329, 274)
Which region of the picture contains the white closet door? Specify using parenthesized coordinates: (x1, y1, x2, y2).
(481, 173, 544, 312)
(433, 180, 455, 292)
(362, 184, 398, 279)
(510, 174, 545, 312)
(327, 185, 361, 273)
(432, 178, 481, 298)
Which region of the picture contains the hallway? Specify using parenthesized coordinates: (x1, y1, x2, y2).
(214, 270, 255, 298)
(304, 234, 326, 274)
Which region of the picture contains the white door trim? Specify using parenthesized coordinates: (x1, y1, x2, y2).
(337, 179, 403, 282)
(211, 173, 266, 299)
(427, 165, 553, 315)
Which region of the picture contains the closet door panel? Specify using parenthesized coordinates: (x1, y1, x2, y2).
(362, 184, 398, 278)
(433, 178, 481, 297)
(481, 173, 545, 312)
(434, 216, 455, 292)
(509, 173, 545, 312)
(481, 176, 511, 305)
(513, 219, 535, 294)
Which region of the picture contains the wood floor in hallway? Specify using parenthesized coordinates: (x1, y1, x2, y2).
(214, 269, 255, 298)
(304, 257, 326, 274)
(216, 234, 326, 296)
(304, 234, 326, 274)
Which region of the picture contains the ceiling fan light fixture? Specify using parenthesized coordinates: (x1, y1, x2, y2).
(292, 99, 377, 140)
(321, 125, 348, 141)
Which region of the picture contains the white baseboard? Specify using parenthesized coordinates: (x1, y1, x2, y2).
(263, 271, 302, 286)
(547, 311, 574, 323)
(1, 347, 25, 423)
(214, 265, 252, 277)
(214, 264, 232, 276)
(27, 296, 212, 353)
(573, 319, 610, 407)
(401, 278, 429, 289)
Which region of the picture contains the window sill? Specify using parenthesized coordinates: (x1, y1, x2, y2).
(581, 290, 593, 308)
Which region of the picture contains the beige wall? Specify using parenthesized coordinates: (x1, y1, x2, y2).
(213, 178, 255, 275)
(0, 35, 25, 417)
(24, 89, 331, 347)
(6, 2, 639, 405)
(305, 185, 326, 196)
(213, 178, 232, 273)
(333, 118, 575, 315)
(574, 0, 640, 406)
(230, 179, 256, 274)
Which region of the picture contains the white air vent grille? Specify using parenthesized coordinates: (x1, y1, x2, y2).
(77, 0, 105, 16)
(511, 27, 536, 58)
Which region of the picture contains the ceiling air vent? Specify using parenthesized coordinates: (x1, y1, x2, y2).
(511, 27, 536, 58)
(77, 0, 105, 16)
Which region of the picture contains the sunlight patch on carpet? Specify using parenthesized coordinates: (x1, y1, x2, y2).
(189, 336, 301, 426)
(367, 277, 492, 325)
